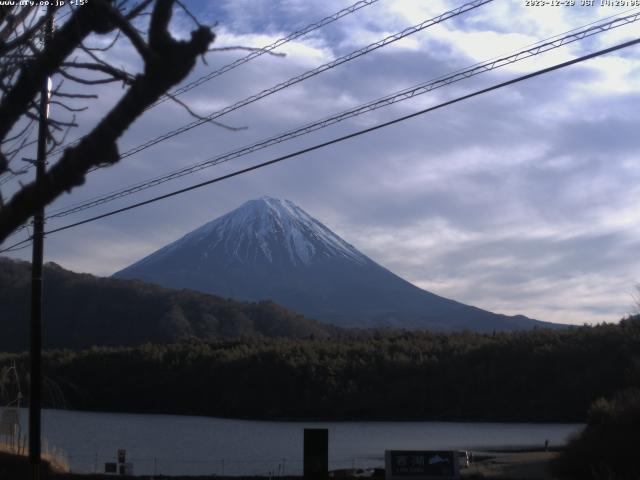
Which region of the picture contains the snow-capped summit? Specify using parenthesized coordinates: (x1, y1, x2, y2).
(114, 197, 553, 331)
(164, 196, 368, 267)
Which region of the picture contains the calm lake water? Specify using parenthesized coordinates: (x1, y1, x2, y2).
(19, 409, 583, 476)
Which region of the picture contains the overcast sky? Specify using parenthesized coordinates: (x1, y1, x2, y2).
(4, 0, 640, 325)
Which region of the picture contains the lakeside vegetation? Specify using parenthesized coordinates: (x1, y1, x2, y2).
(2, 317, 639, 422)
(553, 388, 640, 480)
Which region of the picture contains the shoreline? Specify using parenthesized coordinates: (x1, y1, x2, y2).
(462, 450, 559, 479)
(32, 406, 587, 425)
(3, 449, 561, 480)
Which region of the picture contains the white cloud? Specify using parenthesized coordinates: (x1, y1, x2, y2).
(4, 0, 640, 326)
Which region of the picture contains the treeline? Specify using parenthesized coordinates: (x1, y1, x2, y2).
(0, 257, 336, 352)
(2, 318, 640, 422)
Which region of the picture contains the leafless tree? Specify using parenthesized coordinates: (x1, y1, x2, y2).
(0, 0, 215, 244)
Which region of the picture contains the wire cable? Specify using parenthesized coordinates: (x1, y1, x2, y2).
(33, 36, 640, 240)
(43, 0, 382, 160)
(1, 0, 495, 240)
(43, 10, 640, 220)
(0, 236, 32, 253)
(8, 4, 637, 191)
(0, 0, 383, 185)
(3, 0, 489, 193)
(149, 0, 381, 110)
(95, 0, 494, 163)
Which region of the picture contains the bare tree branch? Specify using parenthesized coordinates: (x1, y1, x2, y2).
(101, 1, 152, 61)
(49, 100, 88, 113)
(52, 92, 99, 99)
(46, 115, 76, 154)
(61, 61, 134, 84)
(0, 0, 215, 242)
(1, 118, 34, 145)
(0, 6, 37, 42)
(165, 91, 247, 131)
(0, 2, 110, 143)
(175, 0, 202, 28)
(58, 68, 124, 85)
(126, 0, 155, 20)
(82, 31, 121, 52)
(208, 46, 286, 58)
(0, 12, 51, 57)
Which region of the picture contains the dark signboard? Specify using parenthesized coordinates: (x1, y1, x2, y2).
(104, 462, 117, 474)
(118, 449, 126, 464)
(385, 451, 459, 480)
(304, 428, 328, 480)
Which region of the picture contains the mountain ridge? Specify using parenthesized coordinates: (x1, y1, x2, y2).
(0, 257, 337, 352)
(115, 197, 559, 332)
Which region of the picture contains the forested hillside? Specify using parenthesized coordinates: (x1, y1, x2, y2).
(0, 257, 336, 352)
(2, 318, 638, 422)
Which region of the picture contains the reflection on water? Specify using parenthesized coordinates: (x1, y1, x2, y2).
(22, 409, 582, 476)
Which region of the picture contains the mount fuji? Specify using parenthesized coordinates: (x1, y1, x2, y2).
(114, 197, 555, 331)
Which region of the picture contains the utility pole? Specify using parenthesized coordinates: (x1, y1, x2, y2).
(29, 10, 53, 480)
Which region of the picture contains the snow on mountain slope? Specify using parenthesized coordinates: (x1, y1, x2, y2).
(131, 197, 368, 270)
(114, 197, 557, 332)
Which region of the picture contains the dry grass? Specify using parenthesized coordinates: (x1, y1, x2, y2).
(0, 437, 69, 473)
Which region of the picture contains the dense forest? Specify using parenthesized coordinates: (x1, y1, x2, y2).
(0, 257, 336, 351)
(553, 387, 640, 480)
(2, 318, 639, 422)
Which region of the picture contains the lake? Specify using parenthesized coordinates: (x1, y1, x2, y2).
(18, 409, 582, 476)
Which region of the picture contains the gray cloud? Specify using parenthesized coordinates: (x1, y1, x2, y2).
(4, 0, 640, 326)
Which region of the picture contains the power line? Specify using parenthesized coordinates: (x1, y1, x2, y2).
(43, 11, 640, 220)
(98, 0, 494, 163)
(3, 0, 491, 191)
(43, 0, 382, 160)
(32, 37, 640, 240)
(0, 0, 383, 185)
(1, 0, 494, 240)
(0, 217, 33, 252)
(149, 0, 381, 110)
(0, 237, 32, 253)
